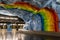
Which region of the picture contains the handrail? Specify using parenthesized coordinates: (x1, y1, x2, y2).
(18, 30, 60, 37)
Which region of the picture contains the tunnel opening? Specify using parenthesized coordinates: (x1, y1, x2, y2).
(0, 14, 25, 32)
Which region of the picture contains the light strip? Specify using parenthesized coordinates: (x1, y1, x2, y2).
(0, 17, 18, 20)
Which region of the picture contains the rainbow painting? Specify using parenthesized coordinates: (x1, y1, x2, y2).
(0, 2, 59, 32)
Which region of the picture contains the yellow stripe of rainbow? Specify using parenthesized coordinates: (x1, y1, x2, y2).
(39, 8, 55, 31)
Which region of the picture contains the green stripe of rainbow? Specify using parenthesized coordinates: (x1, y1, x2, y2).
(38, 8, 59, 32)
(0, 2, 59, 32)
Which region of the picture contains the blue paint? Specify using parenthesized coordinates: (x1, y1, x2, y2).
(7, 24, 12, 32)
(23, 14, 43, 31)
(37, 14, 44, 31)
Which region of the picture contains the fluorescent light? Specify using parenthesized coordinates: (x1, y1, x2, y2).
(0, 10, 16, 16)
(0, 17, 18, 20)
